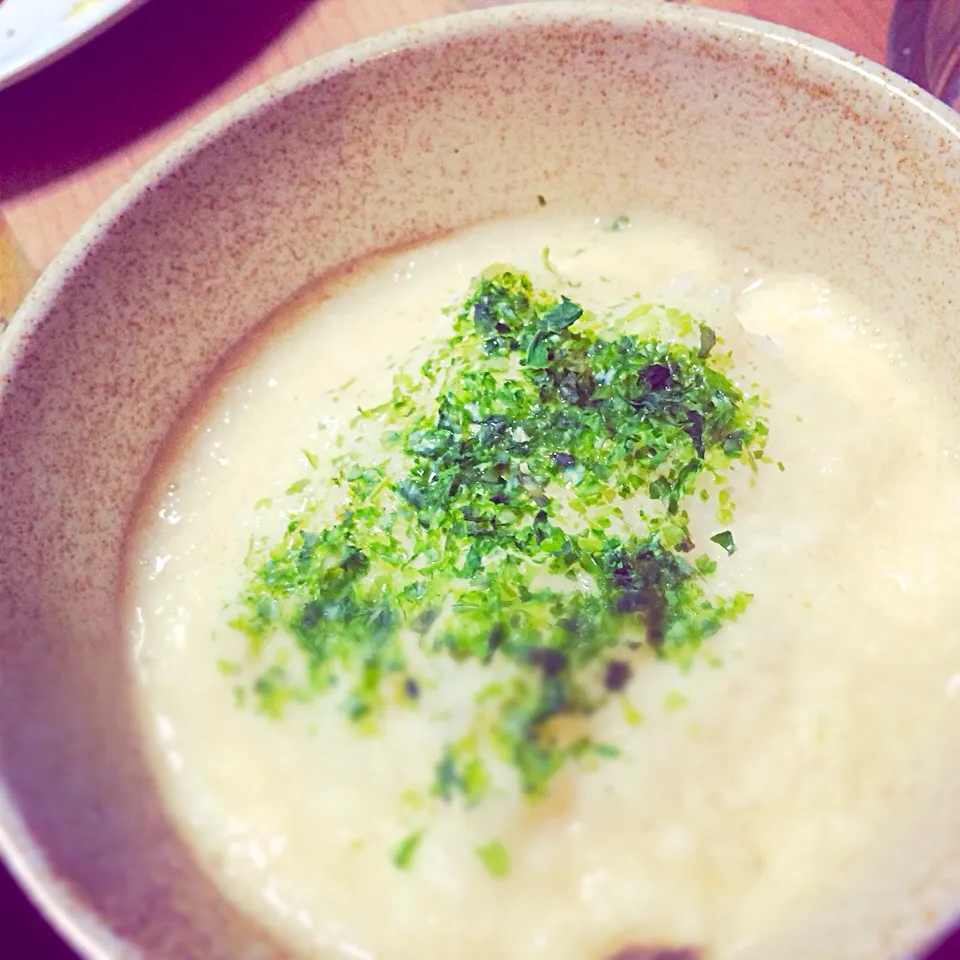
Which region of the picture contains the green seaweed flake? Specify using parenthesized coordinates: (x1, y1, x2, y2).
(227, 262, 770, 817)
(476, 839, 511, 878)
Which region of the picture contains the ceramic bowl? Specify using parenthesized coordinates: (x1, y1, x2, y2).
(2, 3, 960, 958)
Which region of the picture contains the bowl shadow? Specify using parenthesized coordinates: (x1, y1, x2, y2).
(0, 0, 318, 202)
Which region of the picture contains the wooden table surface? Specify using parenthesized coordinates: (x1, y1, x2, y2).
(8, 1, 957, 959)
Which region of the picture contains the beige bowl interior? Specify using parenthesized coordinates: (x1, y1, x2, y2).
(2, 2, 960, 958)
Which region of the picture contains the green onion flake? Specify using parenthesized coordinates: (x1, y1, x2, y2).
(476, 839, 511, 878)
(391, 830, 424, 871)
(228, 265, 771, 812)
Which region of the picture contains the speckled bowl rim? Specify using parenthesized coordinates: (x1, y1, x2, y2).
(2, 3, 960, 958)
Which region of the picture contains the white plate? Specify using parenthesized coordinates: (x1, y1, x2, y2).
(0, 0, 148, 92)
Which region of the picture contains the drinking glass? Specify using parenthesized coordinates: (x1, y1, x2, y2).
(889, 0, 960, 109)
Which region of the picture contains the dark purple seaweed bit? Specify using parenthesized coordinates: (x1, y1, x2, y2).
(606, 947, 703, 960)
(603, 659, 632, 692)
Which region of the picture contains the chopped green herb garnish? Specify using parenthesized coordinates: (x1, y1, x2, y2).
(285, 478, 310, 495)
(400, 788, 425, 810)
(710, 530, 736, 555)
(227, 262, 771, 824)
(620, 697, 644, 726)
(664, 690, 689, 711)
(609, 214, 631, 232)
(698, 324, 717, 359)
(476, 839, 511, 878)
(391, 830, 424, 870)
(302, 448, 320, 469)
(253, 497, 272, 510)
(541, 296, 583, 331)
